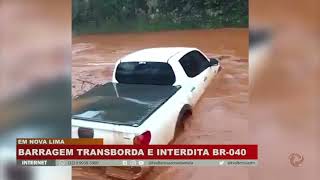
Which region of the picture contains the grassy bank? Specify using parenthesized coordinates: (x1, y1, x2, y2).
(73, 17, 248, 35)
(72, 0, 248, 35)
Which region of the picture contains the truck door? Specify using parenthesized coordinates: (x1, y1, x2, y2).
(179, 51, 212, 106)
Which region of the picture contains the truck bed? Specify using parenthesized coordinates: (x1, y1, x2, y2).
(72, 82, 181, 126)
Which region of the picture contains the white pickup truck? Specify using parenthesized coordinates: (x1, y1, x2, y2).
(72, 47, 221, 145)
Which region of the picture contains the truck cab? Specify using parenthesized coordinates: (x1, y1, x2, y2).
(112, 47, 220, 107)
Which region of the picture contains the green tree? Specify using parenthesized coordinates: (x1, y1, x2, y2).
(72, 0, 248, 34)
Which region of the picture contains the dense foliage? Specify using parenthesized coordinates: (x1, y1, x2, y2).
(73, 0, 248, 34)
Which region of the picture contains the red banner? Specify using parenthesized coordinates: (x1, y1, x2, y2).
(17, 144, 258, 160)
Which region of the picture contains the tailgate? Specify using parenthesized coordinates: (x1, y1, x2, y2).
(72, 119, 136, 144)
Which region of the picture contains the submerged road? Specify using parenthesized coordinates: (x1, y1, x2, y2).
(72, 28, 249, 180)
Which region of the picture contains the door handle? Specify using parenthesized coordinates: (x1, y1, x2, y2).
(190, 87, 196, 92)
(203, 76, 207, 82)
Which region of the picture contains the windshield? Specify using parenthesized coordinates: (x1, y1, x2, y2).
(115, 62, 176, 85)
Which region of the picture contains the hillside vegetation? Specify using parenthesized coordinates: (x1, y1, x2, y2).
(73, 0, 248, 34)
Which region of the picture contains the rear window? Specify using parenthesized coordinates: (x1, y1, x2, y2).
(115, 62, 176, 85)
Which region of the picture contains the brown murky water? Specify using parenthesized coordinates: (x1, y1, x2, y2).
(72, 28, 248, 96)
(72, 28, 249, 180)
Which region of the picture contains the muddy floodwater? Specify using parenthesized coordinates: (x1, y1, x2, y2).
(72, 28, 248, 180)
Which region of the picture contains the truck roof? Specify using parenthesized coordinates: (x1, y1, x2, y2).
(120, 47, 197, 63)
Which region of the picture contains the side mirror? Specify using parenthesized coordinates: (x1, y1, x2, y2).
(209, 58, 219, 66)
